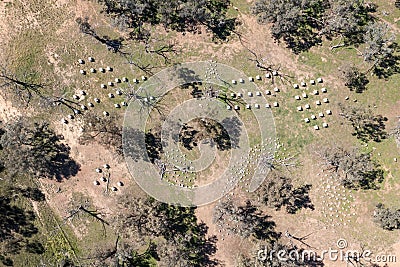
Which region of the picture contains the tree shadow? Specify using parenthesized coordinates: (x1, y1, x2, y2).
(76, 17, 124, 53)
(172, 65, 202, 91)
(178, 117, 241, 152)
(179, 124, 199, 151)
(352, 114, 388, 143)
(220, 116, 242, 150)
(241, 201, 280, 241)
(286, 184, 315, 214)
(373, 43, 400, 79)
(338, 104, 388, 143)
(209, 18, 238, 41)
(123, 127, 163, 163)
(50, 143, 81, 181)
(13, 187, 46, 202)
(281, 29, 323, 54)
(145, 130, 163, 163)
(341, 65, 369, 93)
(1, 120, 80, 181)
(0, 195, 44, 264)
(343, 167, 384, 190)
(123, 128, 148, 163)
(257, 173, 314, 214)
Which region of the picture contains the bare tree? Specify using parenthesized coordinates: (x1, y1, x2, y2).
(76, 17, 124, 53)
(240, 40, 293, 84)
(145, 41, 178, 64)
(66, 195, 109, 237)
(79, 111, 123, 155)
(0, 65, 45, 104)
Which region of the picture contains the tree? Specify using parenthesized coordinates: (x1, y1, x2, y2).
(0, 118, 80, 181)
(113, 196, 218, 266)
(363, 22, 395, 65)
(0, 185, 46, 265)
(317, 146, 384, 190)
(362, 22, 400, 78)
(340, 65, 369, 93)
(251, 0, 328, 53)
(213, 199, 279, 241)
(373, 203, 400, 230)
(323, 0, 376, 47)
(256, 172, 314, 214)
(97, 0, 236, 41)
(251, 0, 378, 52)
(338, 103, 387, 142)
